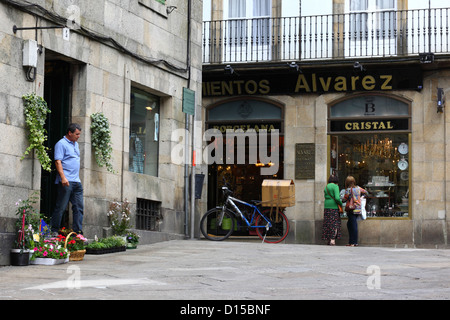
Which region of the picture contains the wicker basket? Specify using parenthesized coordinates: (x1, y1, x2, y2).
(64, 232, 86, 261)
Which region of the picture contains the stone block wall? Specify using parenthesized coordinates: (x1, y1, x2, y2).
(0, 0, 204, 265)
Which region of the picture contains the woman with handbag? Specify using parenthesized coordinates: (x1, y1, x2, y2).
(343, 176, 368, 247)
(322, 175, 343, 246)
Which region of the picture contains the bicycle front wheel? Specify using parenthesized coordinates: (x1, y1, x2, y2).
(200, 208, 236, 241)
(255, 208, 289, 243)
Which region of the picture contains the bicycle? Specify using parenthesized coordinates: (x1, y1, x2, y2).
(200, 181, 289, 243)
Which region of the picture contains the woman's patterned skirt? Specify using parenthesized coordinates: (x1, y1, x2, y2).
(322, 208, 341, 240)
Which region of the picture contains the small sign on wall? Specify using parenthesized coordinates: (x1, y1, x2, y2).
(183, 87, 195, 116)
(295, 143, 315, 180)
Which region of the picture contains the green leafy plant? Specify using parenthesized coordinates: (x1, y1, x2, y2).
(126, 231, 140, 245)
(86, 236, 126, 249)
(90, 112, 114, 173)
(86, 241, 107, 250)
(22, 93, 52, 172)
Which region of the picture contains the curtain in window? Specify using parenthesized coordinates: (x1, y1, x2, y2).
(350, 0, 368, 11)
(228, 0, 245, 18)
(228, 0, 246, 45)
(376, 0, 395, 10)
(253, 0, 270, 17)
(350, 0, 368, 40)
(376, 0, 396, 37)
(252, 0, 271, 43)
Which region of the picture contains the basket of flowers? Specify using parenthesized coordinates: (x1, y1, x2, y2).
(61, 230, 87, 261)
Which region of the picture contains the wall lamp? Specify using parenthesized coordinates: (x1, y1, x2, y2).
(224, 65, 238, 76)
(437, 88, 445, 113)
(353, 61, 365, 72)
(288, 61, 301, 73)
(419, 53, 435, 64)
(166, 6, 177, 14)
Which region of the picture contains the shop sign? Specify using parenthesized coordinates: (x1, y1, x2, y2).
(330, 118, 409, 133)
(203, 66, 422, 97)
(210, 123, 278, 133)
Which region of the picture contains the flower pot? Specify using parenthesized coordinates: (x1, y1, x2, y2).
(10, 249, 30, 266)
(127, 243, 137, 249)
(31, 257, 69, 265)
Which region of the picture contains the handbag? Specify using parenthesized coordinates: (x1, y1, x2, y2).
(345, 188, 356, 212)
(326, 186, 343, 213)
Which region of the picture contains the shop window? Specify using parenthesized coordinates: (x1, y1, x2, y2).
(130, 88, 160, 176)
(329, 95, 410, 219)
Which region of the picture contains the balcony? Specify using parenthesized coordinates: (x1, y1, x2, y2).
(203, 8, 450, 65)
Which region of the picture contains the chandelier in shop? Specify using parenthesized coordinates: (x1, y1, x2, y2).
(355, 135, 397, 160)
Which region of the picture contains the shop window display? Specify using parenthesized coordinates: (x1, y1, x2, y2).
(129, 88, 160, 176)
(330, 133, 410, 218)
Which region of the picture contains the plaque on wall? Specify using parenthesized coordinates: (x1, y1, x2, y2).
(295, 143, 315, 180)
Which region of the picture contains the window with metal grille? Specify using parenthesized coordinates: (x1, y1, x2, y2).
(136, 198, 161, 231)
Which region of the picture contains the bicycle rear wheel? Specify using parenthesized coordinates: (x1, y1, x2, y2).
(200, 208, 236, 241)
(255, 208, 289, 243)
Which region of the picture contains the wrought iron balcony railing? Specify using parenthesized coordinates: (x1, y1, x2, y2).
(203, 8, 450, 64)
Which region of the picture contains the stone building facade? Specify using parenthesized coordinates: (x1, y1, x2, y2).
(0, 0, 204, 265)
(201, 0, 450, 248)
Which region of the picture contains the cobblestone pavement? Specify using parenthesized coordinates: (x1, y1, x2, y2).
(1, 239, 449, 303)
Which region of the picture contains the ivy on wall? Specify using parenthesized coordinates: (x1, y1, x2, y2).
(22, 93, 52, 172)
(90, 112, 115, 173)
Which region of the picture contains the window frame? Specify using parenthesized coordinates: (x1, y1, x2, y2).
(327, 94, 412, 220)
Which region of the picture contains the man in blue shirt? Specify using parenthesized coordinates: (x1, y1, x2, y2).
(50, 123, 84, 234)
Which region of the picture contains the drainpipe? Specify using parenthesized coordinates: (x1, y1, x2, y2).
(184, 0, 193, 238)
(187, 0, 197, 240)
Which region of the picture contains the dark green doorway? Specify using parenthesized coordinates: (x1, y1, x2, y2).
(40, 60, 71, 224)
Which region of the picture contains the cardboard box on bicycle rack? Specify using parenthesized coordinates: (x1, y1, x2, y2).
(261, 179, 295, 207)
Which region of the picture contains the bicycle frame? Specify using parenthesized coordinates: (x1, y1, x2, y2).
(222, 195, 272, 230)
(200, 183, 289, 243)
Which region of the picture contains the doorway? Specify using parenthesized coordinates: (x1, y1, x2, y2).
(206, 98, 284, 212)
(40, 59, 71, 224)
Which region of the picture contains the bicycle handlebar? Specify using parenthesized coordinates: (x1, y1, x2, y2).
(222, 178, 233, 197)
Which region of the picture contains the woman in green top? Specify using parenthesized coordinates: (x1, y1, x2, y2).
(322, 175, 343, 245)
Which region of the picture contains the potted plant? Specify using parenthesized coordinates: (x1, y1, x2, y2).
(30, 238, 69, 265)
(10, 193, 41, 266)
(107, 199, 132, 236)
(126, 231, 140, 249)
